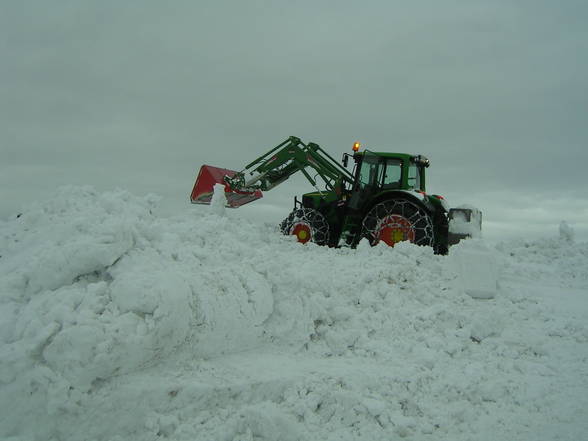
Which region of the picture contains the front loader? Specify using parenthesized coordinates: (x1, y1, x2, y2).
(190, 136, 480, 253)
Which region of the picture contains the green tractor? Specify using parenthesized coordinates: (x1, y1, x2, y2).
(190, 136, 480, 253)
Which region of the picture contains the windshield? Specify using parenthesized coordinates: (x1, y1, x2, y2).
(358, 155, 405, 190)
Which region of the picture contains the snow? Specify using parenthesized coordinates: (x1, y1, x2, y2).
(559, 220, 574, 243)
(210, 183, 228, 216)
(449, 239, 498, 299)
(1, 186, 587, 441)
(448, 205, 482, 238)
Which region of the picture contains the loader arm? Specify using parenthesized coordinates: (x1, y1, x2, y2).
(226, 136, 355, 196)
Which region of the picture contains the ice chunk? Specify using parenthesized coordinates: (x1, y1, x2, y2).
(210, 183, 227, 216)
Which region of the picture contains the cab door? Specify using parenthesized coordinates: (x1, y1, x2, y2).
(347, 151, 381, 210)
(381, 158, 403, 190)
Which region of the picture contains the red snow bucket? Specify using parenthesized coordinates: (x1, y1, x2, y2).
(190, 165, 263, 208)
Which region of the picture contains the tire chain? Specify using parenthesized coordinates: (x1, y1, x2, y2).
(361, 199, 434, 246)
(280, 207, 330, 245)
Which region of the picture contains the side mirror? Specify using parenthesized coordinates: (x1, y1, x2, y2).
(342, 153, 349, 168)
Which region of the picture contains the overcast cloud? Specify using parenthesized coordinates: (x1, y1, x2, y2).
(1, 0, 587, 241)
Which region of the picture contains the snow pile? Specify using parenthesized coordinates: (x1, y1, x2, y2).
(1, 187, 587, 441)
(0, 188, 190, 392)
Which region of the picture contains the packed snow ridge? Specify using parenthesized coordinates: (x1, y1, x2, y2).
(1, 186, 587, 441)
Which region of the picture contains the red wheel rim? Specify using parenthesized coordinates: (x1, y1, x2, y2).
(291, 223, 312, 244)
(377, 215, 415, 246)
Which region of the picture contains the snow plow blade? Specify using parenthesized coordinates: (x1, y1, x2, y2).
(190, 165, 263, 208)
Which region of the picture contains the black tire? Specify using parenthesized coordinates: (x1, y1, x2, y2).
(433, 209, 449, 255)
(280, 207, 330, 246)
(361, 198, 434, 247)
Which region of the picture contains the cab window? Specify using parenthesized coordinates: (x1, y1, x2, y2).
(382, 159, 402, 189)
(408, 164, 421, 190)
(358, 156, 380, 189)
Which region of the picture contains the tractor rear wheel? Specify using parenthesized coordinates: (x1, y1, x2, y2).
(280, 208, 330, 246)
(361, 198, 434, 247)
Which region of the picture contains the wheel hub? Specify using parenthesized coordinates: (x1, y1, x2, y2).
(291, 223, 312, 244)
(378, 215, 415, 246)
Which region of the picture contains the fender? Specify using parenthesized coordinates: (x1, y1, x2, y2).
(368, 189, 434, 214)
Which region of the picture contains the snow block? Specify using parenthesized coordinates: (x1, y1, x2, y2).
(449, 239, 498, 299)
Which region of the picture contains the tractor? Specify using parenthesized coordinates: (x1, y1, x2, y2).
(190, 136, 480, 253)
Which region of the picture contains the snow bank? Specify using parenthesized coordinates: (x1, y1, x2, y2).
(1, 187, 587, 441)
(0, 187, 274, 393)
(1, 188, 186, 390)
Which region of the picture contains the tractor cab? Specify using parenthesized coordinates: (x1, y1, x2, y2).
(346, 151, 430, 212)
(351, 151, 429, 193)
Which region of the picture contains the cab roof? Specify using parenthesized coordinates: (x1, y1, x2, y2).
(353, 151, 430, 167)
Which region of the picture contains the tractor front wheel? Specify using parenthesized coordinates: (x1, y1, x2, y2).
(280, 208, 330, 246)
(361, 198, 434, 247)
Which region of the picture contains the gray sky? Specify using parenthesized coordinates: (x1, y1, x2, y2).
(2, 0, 587, 241)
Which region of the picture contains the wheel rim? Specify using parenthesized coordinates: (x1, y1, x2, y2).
(290, 223, 312, 244)
(377, 214, 415, 246)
